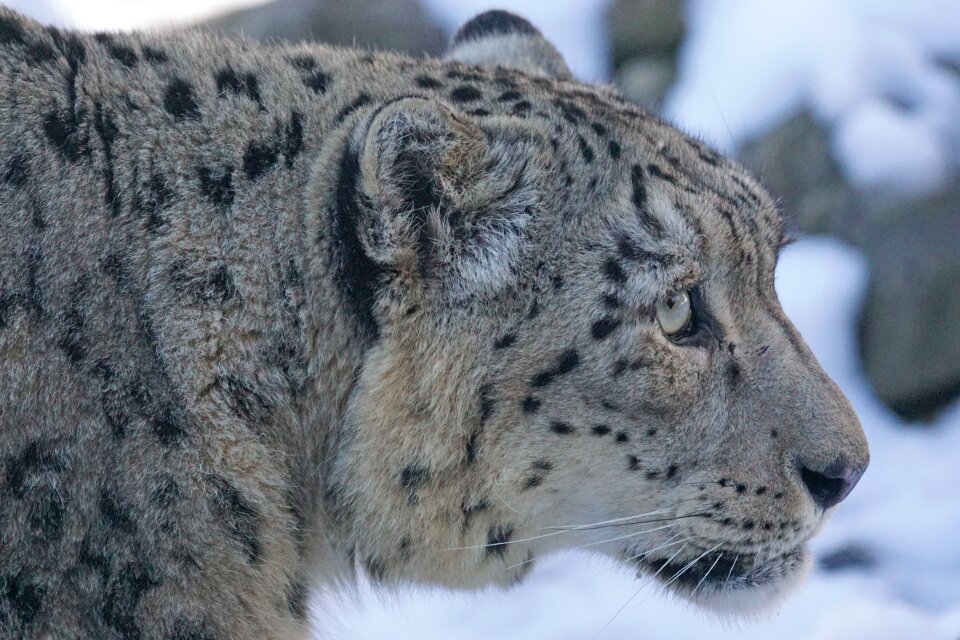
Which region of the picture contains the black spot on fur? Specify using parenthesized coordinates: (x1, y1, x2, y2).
(530, 349, 579, 387)
(486, 524, 514, 559)
(736, 483, 747, 494)
(512, 100, 532, 116)
(283, 110, 305, 167)
(591, 316, 621, 340)
(286, 581, 309, 619)
(212, 476, 262, 564)
(289, 54, 316, 70)
(479, 383, 494, 424)
(141, 45, 167, 63)
(465, 430, 480, 464)
(591, 424, 611, 436)
(554, 99, 586, 124)
(498, 90, 523, 102)
(494, 333, 516, 349)
(154, 407, 186, 445)
(602, 293, 622, 309)
(243, 140, 279, 180)
(0, 15, 26, 46)
(647, 162, 677, 185)
(215, 68, 262, 106)
(415, 75, 442, 89)
(94, 33, 138, 68)
(602, 257, 627, 284)
(198, 166, 235, 207)
(170, 622, 218, 640)
(43, 110, 86, 162)
(630, 164, 648, 209)
(25, 40, 56, 64)
(666, 465, 678, 479)
(334, 94, 371, 123)
(462, 499, 489, 529)
(450, 85, 482, 103)
(3, 154, 28, 187)
(628, 455, 641, 471)
(590, 122, 607, 136)
(93, 103, 122, 216)
(523, 476, 543, 490)
(611, 358, 629, 377)
(364, 556, 387, 582)
(303, 70, 330, 94)
(5, 441, 65, 498)
(401, 464, 430, 504)
(99, 490, 136, 534)
(220, 375, 272, 426)
(1, 572, 44, 626)
(102, 562, 160, 636)
(608, 139, 622, 159)
(29, 489, 64, 540)
(163, 78, 201, 120)
(521, 395, 541, 413)
(615, 431, 629, 443)
(453, 10, 538, 45)
(550, 421, 575, 435)
(576, 134, 595, 163)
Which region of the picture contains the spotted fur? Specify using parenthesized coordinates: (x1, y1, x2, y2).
(0, 8, 868, 638)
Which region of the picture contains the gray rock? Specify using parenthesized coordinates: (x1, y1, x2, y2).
(854, 183, 960, 421)
(614, 55, 677, 109)
(819, 542, 876, 572)
(201, 0, 446, 56)
(737, 110, 855, 236)
(606, 0, 685, 65)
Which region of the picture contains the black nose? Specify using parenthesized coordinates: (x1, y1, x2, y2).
(799, 460, 866, 510)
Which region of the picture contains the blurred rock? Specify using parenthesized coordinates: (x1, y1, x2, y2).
(607, 0, 685, 108)
(854, 183, 960, 422)
(615, 56, 677, 110)
(738, 111, 855, 236)
(819, 542, 877, 572)
(607, 0, 684, 62)
(201, 0, 446, 56)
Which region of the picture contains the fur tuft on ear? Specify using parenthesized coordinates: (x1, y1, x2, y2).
(336, 98, 539, 305)
(445, 10, 572, 80)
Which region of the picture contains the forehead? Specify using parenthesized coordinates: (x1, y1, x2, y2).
(520, 85, 787, 284)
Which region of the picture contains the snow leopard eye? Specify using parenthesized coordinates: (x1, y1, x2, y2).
(656, 289, 692, 337)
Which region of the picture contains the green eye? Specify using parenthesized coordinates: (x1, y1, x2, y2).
(656, 289, 692, 336)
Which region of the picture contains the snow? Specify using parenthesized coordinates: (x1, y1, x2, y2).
(8, 1, 959, 638)
(666, 0, 960, 193)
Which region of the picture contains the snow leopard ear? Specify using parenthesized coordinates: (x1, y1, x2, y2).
(343, 97, 537, 299)
(445, 10, 572, 81)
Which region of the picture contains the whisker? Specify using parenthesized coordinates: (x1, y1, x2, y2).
(545, 508, 675, 531)
(439, 529, 567, 552)
(559, 511, 710, 532)
(723, 553, 740, 590)
(501, 524, 681, 575)
(618, 533, 691, 567)
(662, 541, 724, 589)
(692, 551, 724, 597)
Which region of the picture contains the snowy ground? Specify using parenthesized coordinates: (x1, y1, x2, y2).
(9, 1, 960, 638)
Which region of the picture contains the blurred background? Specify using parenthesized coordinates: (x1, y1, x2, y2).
(8, 0, 960, 638)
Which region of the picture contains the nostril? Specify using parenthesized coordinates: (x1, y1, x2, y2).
(799, 463, 864, 510)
